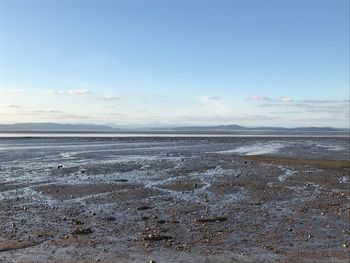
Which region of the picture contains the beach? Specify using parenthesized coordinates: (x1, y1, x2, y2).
(0, 136, 349, 262)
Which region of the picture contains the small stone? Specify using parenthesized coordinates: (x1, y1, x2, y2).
(71, 219, 84, 225)
(194, 217, 227, 223)
(72, 227, 93, 235)
(144, 234, 172, 241)
(137, 206, 152, 211)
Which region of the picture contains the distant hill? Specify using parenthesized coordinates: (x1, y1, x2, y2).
(170, 125, 348, 132)
(0, 123, 118, 132)
(171, 124, 249, 131)
(288, 127, 347, 132)
(0, 123, 348, 133)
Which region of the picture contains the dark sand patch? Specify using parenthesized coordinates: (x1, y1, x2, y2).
(207, 182, 243, 195)
(245, 155, 350, 169)
(109, 187, 162, 201)
(36, 182, 139, 200)
(0, 240, 39, 252)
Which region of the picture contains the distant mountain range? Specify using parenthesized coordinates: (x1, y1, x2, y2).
(0, 123, 348, 133)
(170, 125, 348, 132)
(0, 123, 118, 132)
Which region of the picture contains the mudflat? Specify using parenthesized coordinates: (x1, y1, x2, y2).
(0, 137, 349, 262)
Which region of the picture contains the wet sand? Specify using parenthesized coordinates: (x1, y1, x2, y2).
(0, 137, 349, 262)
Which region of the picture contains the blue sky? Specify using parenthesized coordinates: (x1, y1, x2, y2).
(0, 0, 349, 127)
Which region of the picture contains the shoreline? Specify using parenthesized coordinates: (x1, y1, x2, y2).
(0, 131, 349, 139)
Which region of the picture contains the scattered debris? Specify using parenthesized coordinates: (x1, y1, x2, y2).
(137, 206, 152, 211)
(264, 245, 274, 251)
(194, 217, 227, 223)
(72, 227, 93, 235)
(71, 219, 84, 225)
(144, 234, 172, 242)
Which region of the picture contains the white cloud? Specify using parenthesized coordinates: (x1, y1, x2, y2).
(200, 96, 226, 111)
(48, 90, 62, 95)
(258, 99, 349, 108)
(279, 96, 293, 102)
(0, 88, 27, 96)
(247, 96, 293, 102)
(256, 98, 349, 120)
(248, 96, 349, 107)
(67, 89, 90, 95)
(5, 104, 21, 108)
(97, 96, 121, 101)
(48, 89, 90, 95)
(246, 96, 272, 101)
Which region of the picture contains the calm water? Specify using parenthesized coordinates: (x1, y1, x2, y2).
(0, 132, 348, 138)
(0, 136, 349, 161)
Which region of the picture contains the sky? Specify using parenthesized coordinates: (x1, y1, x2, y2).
(0, 0, 349, 128)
